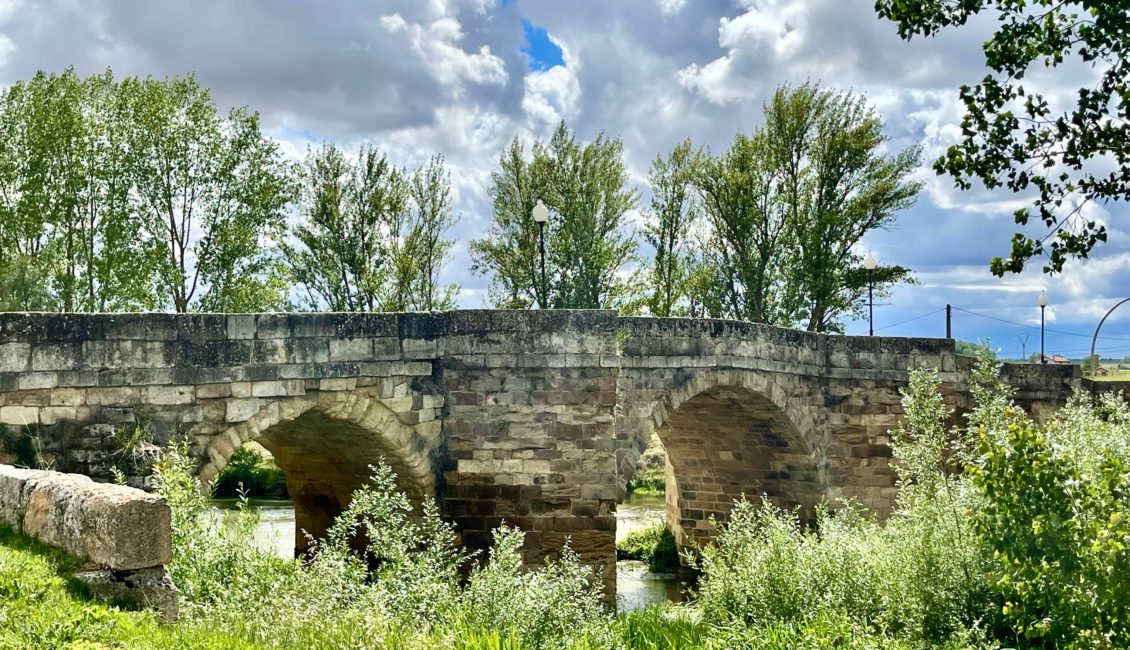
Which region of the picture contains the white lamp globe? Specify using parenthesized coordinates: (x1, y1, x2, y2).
(532, 199, 549, 224)
(863, 251, 877, 270)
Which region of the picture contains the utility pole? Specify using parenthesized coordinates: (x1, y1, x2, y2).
(945, 304, 952, 339)
(1017, 334, 1029, 362)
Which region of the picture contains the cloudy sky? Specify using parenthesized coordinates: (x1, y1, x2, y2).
(1, 0, 1126, 359)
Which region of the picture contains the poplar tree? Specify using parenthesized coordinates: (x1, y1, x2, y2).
(471, 122, 639, 310)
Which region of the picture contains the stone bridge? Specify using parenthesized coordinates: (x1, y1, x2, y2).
(0, 310, 1082, 595)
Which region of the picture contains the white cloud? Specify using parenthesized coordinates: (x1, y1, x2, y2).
(0, 0, 1122, 336)
(380, 12, 508, 91)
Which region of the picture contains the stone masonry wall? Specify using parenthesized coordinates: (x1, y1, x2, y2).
(0, 310, 1083, 596)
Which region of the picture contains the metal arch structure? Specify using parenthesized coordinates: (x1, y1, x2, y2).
(1090, 297, 1130, 401)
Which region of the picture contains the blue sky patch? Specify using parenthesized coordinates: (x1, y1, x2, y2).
(522, 19, 564, 71)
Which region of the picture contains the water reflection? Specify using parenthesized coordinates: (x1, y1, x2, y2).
(209, 492, 686, 611)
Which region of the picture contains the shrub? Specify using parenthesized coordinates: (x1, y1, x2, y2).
(616, 523, 679, 572)
(627, 433, 667, 495)
(150, 444, 610, 649)
(211, 446, 287, 498)
(971, 395, 1130, 648)
(693, 364, 994, 647)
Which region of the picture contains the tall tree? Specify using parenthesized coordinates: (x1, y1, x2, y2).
(285, 145, 458, 312)
(644, 139, 702, 317)
(471, 121, 639, 310)
(769, 85, 920, 332)
(876, 0, 1130, 275)
(691, 84, 919, 331)
(696, 131, 797, 325)
(75, 70, 159, 312)
(124, 75, 291, 313)
(405, 155, 459, 311)
(0, 68, 157, 312)
(286, 144, 404, 312)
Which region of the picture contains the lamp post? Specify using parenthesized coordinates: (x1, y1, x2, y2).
(532, 199, 549, 309)
(1039, 289, 1048, 364)
(864, 251, 877, 336)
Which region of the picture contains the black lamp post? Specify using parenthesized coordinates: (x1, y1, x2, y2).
(1039, 289, 1048, 364)
(864, 251, 877, 336)
(532, 199, 549, 309)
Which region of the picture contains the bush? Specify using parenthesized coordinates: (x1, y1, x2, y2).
(211, 446, 287, 498)
(627, 434, 667, 495)
(693, 365, 993, 647)
(616, 523, 679, 572)
(151, 445, 611, 649)
(971, 394, 1130, 648)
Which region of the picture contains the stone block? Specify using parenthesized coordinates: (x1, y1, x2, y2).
(75, 567, 179, 621)
(31, 343, 81, 371)
(0, 406, 37, 426)
(50, 388, 86, 406)
(226, 315, 257, 340)
(225, 398, 260, 423)
(319, 378, 357, 392)
(0, 343, 30, 372)
(196, 383, 232, 399)
(251, 380, 288, 397)
(143, 385, 194, 405)
(39, 406, 77, 425)
(17, 372, 57, 391)
(0, 466, 172, 570)
(329, 338, 372, 362)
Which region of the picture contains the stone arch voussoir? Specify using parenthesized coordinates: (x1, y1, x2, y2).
(197, 388, 440, 502)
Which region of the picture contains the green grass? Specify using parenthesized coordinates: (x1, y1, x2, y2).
(0, 524, 930, 649)
(0, 526, 260, 649)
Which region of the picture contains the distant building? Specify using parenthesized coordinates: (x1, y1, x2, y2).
(1041, 354, 1072, 364)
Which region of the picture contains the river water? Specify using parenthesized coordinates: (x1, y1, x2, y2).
(211, 492, 686, 611)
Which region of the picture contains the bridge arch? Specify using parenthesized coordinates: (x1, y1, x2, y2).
(620, 368, 827, 550)
(198, 388, 439, 554)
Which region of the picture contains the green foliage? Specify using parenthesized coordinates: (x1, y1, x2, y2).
(627, 433, 667, 495)
(625, 469, 665, 495)
(875, 0, 1130, 275)
(126, 74, 293, 313)
(471, 121, 639, 310)
(954, 340, 992, 357)
(0, 67, 291, 313)
(693, 363, 999, 647)
(211, 446, 287, 498)
(616, 524, 679, 572)
(971, 394, 1130, 648)
(643, 139, 704, 317)
(285, 144, 459, 312)
(689, 83, 919, 331)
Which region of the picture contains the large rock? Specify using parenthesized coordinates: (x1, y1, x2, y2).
(75, 567, 179, 621)
(0, 464, 171, 570)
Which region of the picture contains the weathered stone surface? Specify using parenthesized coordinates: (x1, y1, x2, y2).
(0, 310, 1086, 602)
(0, 465, 171, 570)
(75, 566, 179, 621)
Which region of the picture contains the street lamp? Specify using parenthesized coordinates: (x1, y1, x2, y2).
(1039, 289, 1048, 364)
(532, 199, 549, 309)
(864, 251, 877, 336)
